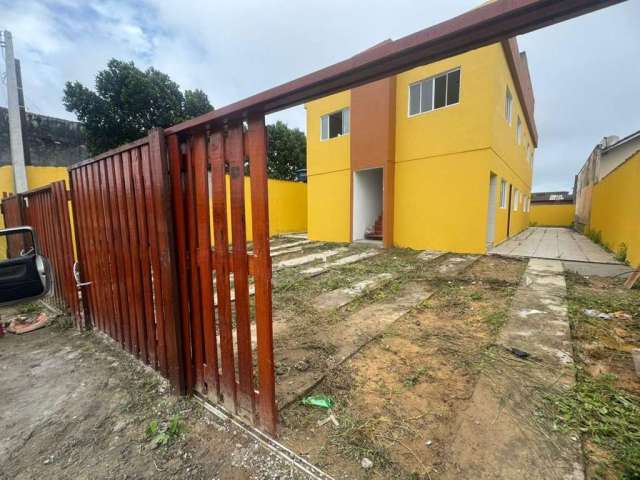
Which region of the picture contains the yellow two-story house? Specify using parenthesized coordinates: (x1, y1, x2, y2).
(305, 38, 537, 254)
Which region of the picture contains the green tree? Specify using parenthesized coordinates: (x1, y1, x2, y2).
(266, 121, 306, 181)
(184, 89, 213, 118)
(63, 59, 213, 154)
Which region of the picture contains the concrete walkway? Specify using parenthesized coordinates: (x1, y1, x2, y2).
(448, 259, 583, 479)
(491, 227, 620, 264)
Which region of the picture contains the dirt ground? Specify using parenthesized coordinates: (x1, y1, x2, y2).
(275, 251, 526, 478)
(2, 238, 638, 480)
(561, 273, 640, 479)
(0, 311, 306, 480)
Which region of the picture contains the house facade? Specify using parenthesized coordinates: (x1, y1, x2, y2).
(305, 39, 537, 254)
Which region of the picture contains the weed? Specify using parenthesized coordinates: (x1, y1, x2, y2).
(329, 413, 393, 470)
(403, 367, 428, 388)
(542, 374, 640, 479)
(484, 311, 507, 333)
(470, 292, 483, 301)
(615, 243, 629, 264)
(146, 414, 185, 447)
(18, 302, 41, 314)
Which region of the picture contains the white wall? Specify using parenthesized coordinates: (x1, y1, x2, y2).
(352, 168, 383, 240)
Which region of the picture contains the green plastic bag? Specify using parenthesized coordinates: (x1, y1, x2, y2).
(302, 394, 334, 409)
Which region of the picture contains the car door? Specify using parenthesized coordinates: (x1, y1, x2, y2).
(0, 227, 52, 306)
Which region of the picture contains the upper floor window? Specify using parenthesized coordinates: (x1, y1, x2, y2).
(516, 116, 523, 145)
(408, 68, 460, 116)
(505, 88, 513, 125)
(499, 179, 507, 209)
(321, 108, 349, 140)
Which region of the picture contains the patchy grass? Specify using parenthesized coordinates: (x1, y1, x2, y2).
(18, 302, 41, 314)
(146, 414, 186, 447)
(484, 310, 508, 334)
(546, 273, 640, 479)
(543, 374, 640, 480)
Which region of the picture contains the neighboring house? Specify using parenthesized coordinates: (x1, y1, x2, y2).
(530, 191, 574, 227)
(0, 107, 87, 195)
(574, 130, 640, 232)
(305, 38, 536, 254)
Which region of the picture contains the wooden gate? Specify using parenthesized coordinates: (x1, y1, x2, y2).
(167, 115, 276, 435)
(68, 130, 184, 393)
(1, 185, 81, 325)
(21, 182, 82, 324)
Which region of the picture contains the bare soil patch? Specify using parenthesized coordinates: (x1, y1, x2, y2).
(0, 317, 306, 480)
(279, 254, 525, 478)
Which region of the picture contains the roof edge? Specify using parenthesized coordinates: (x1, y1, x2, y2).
(501, 38, 538, 147)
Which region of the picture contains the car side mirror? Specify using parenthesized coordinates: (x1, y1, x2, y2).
(0, 226, 53, 307)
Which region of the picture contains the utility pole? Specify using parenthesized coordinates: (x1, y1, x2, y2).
(2, 30, 28, 193)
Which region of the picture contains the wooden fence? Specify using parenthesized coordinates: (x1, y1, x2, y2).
(68, 130, 184, 393)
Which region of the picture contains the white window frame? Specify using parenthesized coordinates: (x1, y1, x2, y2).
(408, 67, 461, 118)
(320, 108, 350, 141)
(505, 87, 513, 125)
(513, 189, 520, 211)
(516, 116, 523, 145)
(499, 179, 507, 209)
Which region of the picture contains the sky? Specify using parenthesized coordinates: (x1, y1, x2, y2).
(1, 0, 638, 192)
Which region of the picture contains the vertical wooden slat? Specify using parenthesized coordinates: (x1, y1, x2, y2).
(247, 114, 277, 435)
(148, 128, 184, 394)
(185, 140, 205, 391)
(82, 166, 101, 330)
(226, 125, 254, 415)
(99, 159, 121, 343)
(105, 156, 127, 347)
(168, 134, 194, 391)
(210, 130, 236, 409)
(141, 143, 169, 376)
(131, 147, 158, 368)
(91, 161, 110, 334)
(123, 150, 148, 363)
(192, 132, 220, 400)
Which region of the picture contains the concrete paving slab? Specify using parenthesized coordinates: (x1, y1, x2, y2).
(300, 249, 381, 276)
(562, 261, 634, 278)
(270, 246, 303, 258)
(491, 227, 620, 264)
(417, 250, 446, 262)
(270, 239, 313, 252)
(273, 247, 348, 271)
(313, 273, 393, 311)
(437, 255, 479, 276)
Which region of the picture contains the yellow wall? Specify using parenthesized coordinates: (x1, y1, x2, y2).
(307, 169, 350, 242)
(220, 176, 307, 243)
(590, 152, 640, 267)
(306, 90, 351, 243)
(394, 150, 490, 253)
(530, 203, 575, 227)
(306, 44, 533, 253)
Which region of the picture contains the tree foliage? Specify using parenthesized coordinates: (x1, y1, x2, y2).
(63, 59, 213, 154)
(266, 121, 306, 181)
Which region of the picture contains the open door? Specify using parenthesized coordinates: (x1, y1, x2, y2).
(0, 227, 52, 306)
